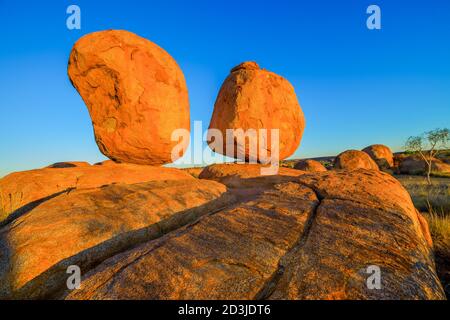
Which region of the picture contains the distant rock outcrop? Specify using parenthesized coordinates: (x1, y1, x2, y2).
(46, 161, 91, 168)
(362, 144, 394, 169)
(208, 62, 305, 162)
(294, 159, 327, 172)
(334, 150, 379, 171)
(68, 30, 190, 165)
(399, 156, 450, 175)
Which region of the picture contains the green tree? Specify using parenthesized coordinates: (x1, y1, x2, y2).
(405, 128, 449, 185)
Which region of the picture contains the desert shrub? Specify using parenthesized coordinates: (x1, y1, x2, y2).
(403, 150, 416, 156)
(321, 161, 333, 169)
(280, 160, 295, 169)
(437, 149, 450, 158)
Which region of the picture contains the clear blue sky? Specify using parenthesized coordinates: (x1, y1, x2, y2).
(1, 0, 449, 177)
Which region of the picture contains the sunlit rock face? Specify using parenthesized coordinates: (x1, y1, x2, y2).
(68, 30, 190, 165)
(334, 150, 379, 171)
(362, 144, 394, 169)
(208, 61, 305, 163)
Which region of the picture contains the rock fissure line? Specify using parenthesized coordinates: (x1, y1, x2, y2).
(0, 188, 76, 229)
(59, 201, 239, 299)
(59, 187, 278, 299)
(295, 179, 411, 219)
(255, 183, 322, 300)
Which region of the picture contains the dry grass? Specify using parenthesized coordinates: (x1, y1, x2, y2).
(0, 188, 7, 222)
(425, 209, 450, 248)
(424, 208, 450, 297)
(431, 172, 450, 178)
(280, 160, 295, 169)
(395, 175, 450, 213)
(396, 174, 450, 297)
(391, 175, 450, 253)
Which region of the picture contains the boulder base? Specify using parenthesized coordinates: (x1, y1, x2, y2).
(199, 163, 305, 188)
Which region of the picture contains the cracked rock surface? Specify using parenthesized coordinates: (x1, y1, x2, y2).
(0, 163, 445, 300)
(68, 30, 190, 165)
(0, 176, 232, 299)
(57, 164, 444, 300)
(64, 180, 318, 300)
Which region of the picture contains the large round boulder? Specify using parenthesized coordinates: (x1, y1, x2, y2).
(208, 62, 305, 162)
(362, 144, 394, 169)
(68, 30, 190, 165)
(334, 150, 379, 171)
(294, 159, 327, 172)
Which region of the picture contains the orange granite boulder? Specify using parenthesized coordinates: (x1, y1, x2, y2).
(362, 144, 394, 169)
(334, 150, 379, 171)
(208, 62, 305, 162)
(68, 30, 190, 165)
(294, 159, 327, 172)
